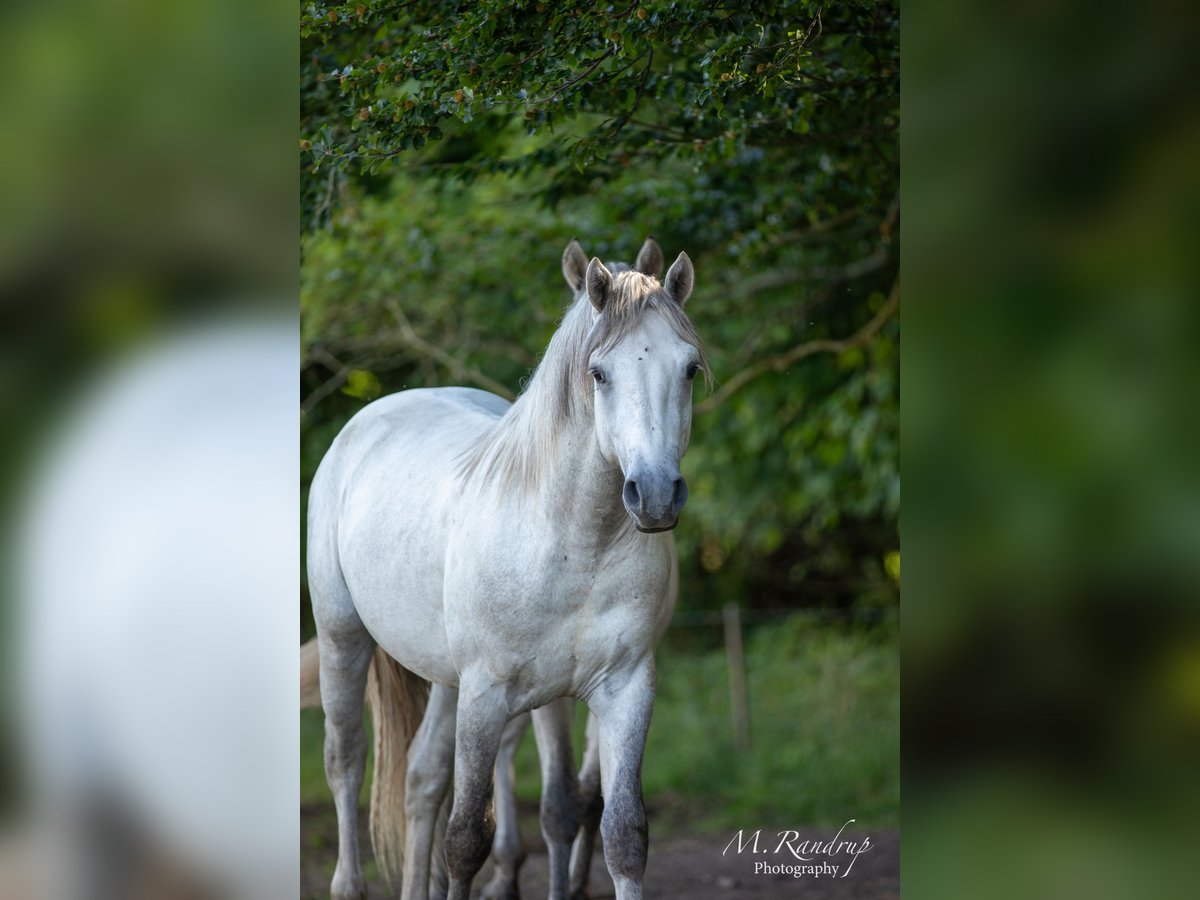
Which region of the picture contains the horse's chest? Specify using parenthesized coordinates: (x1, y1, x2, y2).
(444, 539, 669, 701)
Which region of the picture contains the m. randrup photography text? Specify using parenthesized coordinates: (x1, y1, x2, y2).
(723, 820, 874, 878)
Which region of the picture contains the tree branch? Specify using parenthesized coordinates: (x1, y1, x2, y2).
(695, 275, 899, 415)
(763, 208, 863, 248)
(385, 299, 516, 400)
(731, 244, 890, 299)
(608, 49, 653, 140)
(301, 359, 353, 416)
(540, 48, 614, 103)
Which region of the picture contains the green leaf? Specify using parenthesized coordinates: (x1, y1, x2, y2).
(340, 369, 381, 400)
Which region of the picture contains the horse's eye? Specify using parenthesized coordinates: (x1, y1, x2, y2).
(685, 363, 701, 381)
(591, 368, 606, 385)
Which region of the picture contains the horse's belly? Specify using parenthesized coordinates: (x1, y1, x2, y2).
(337, 493, 459, 684)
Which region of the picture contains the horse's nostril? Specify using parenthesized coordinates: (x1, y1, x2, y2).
(623, 479, 642, 511)
(671, 477, 688, 512)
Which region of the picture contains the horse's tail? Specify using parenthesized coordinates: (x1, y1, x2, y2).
(365, 645, 429, 890)
(298, 637, 429, 889)
(299, 637, 322, 709)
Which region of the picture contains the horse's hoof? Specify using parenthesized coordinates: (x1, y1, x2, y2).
(568, 889, 590, 900)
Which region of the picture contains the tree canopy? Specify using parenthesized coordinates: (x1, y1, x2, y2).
(300, 0, 899, 617)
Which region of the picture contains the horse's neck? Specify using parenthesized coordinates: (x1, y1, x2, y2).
(535, 411, 631, 546)
(481, 295, 633, 542)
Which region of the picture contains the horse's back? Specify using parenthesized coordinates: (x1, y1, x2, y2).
(335, 386, 508, 451)
(308, 386, 511, 683)
(310, 386, 508, 522)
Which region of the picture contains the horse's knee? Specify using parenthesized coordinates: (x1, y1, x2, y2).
(599, 793, 647, 879)
(406, 760, 448, 820)
(445, 806, 495, 881)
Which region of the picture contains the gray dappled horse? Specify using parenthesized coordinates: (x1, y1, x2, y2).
(307, 236, 704, 900)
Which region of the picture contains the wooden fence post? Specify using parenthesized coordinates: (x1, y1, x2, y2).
(723, 602, 751, 754)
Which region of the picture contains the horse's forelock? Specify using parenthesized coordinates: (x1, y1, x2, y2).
(581, 272, 708, 378)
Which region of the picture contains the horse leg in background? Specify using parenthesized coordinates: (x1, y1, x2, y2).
(567, 712, 603, 900)
(400, 684, 457, 900)
(532, 698, 582, 900)
(429, 789, 452, 900)
(444, 678, 510, 900)
(481, 713, 531, 900)
(588, 662, 655, 900)
(314, 614, 375, 900)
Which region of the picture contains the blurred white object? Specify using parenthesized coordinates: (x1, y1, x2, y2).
(15, 318, 298, 899)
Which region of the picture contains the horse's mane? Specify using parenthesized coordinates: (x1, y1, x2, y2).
(458, 268, 707, 494)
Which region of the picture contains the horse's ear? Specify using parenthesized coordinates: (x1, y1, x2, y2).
(634, 237, 664, 278)
(562, 239, 589, 294)
(586, 257, 613, 312)
(663, 251, 694, 305)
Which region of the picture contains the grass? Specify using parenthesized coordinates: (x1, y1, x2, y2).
(300, 617, 899, 832)
(643, 616, 899, 830)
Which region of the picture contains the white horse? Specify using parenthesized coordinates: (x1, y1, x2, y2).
(308, 235, 705, 900)
(300, 240, 677, 899)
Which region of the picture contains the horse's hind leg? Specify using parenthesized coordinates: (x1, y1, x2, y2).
(315, 608, 375, 900)
(481, 713, 530, 900)
(568, 712, 603, 900)
(533, 699, 582, 900)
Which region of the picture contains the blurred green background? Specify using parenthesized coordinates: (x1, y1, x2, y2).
(298, 0, 900, 847)
(5, 0, 1199, 896)
(903, 2, 1200, 899)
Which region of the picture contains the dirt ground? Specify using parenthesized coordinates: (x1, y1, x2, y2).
(302, 804, 899, 899)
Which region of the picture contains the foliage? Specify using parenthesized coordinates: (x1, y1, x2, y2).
(301, 1, 897, 220)
(299, 0, 899, 616)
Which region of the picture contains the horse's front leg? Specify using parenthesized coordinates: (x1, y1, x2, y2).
(567, 712, 602, 900)
(532, 698, 581, 900)
(480, 713, 531, 900)
(445, 678, 510, 900)
(588, 661, 655, 900)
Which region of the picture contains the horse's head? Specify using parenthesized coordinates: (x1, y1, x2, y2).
(564, 239, 705, 533)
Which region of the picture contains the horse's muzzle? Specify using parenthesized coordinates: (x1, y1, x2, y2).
(623, 471, 687, 532)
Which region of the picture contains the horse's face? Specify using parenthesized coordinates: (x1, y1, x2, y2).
(585, 253, 701, 533)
